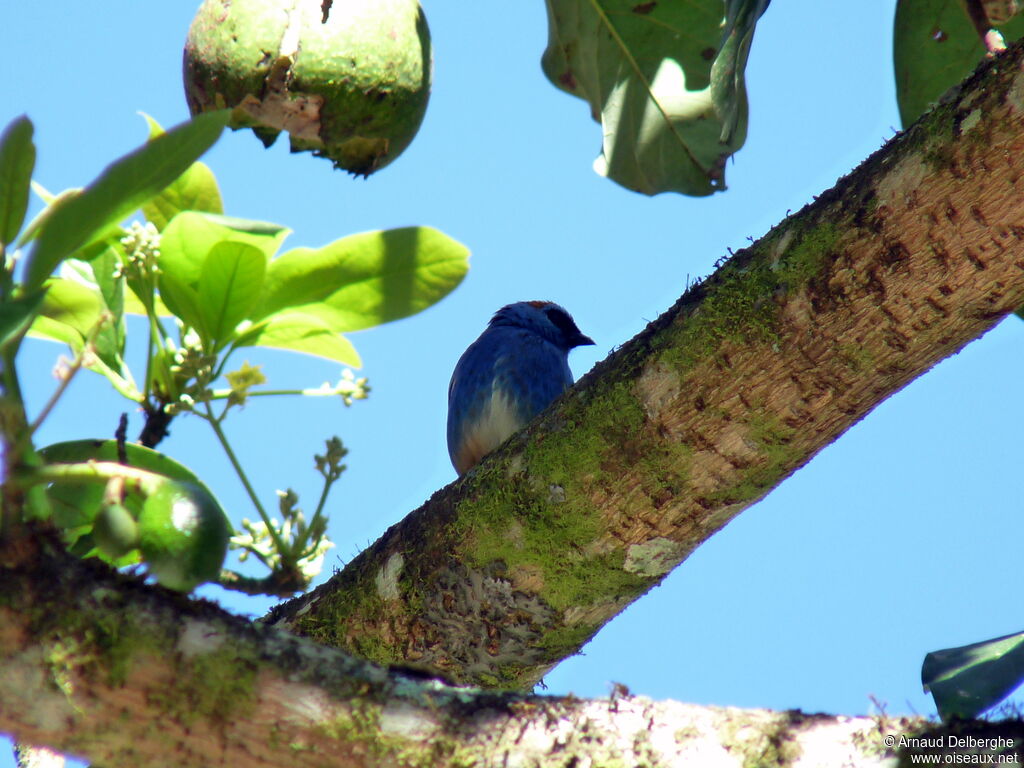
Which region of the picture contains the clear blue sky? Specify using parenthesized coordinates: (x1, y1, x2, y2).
(4, 1, 1024, 763)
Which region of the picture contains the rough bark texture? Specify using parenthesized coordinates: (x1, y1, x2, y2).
(264, 45, 1024, 689)
(3, 538, 1024, 768)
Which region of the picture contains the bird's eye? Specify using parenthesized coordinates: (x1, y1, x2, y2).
(544, 306, 580, 338)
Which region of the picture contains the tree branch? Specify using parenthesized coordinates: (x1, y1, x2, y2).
(3, 534, 1023, 768)
(265, 41, 1024, 689)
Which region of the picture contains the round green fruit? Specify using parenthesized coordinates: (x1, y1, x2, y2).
(138, 480, 230, 592)
(183, 0, 432, 176)
(93, 502, 140, 560)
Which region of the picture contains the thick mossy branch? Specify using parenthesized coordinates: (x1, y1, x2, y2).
(2, 543, 1023, 768)
(265, 42, 1024, 688)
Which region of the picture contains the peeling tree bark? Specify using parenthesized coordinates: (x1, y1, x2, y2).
(4, 30, 1024, 768)
(264, 44, 1024, 689)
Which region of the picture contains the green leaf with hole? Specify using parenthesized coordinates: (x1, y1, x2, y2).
(542, 0, 766, 196)
(0, 115, 35, 247)
(24, 110, 229, 290)
(197, 240, 267, 347)
(253, 226, 469, 333)
(234, 311, 361, 365)
(139, 113, 224, 230)
(894, 0, 1024, 127)
(923, 630, 1024, 719)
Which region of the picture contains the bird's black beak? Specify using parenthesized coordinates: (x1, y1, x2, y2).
(573, 333, 595, 348)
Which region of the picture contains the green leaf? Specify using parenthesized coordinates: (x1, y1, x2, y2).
(17, 185, 80, 247)
(0, 289, 45, 348)
(894, 0, 1024, 127)
(0, 115, 35, 246)
(541, 0, 759, 196)
(923, 630, 1024, 719)
(139, 113, 224, 230)
(235, 311, 361, 365)
(32, 277, 105, 344)
(254, 226, 469, 333)
(160, 210, 288, 290)
(29, 273, 125, 375)
(157, 270, 206, 333)
(24, 110, 229, 290)
(197, 240, 267, 347)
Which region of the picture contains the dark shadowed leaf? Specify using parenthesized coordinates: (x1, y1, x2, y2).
(0, 290, 45, 348)
(922, 630, 1024, 719)
(254, 226, 468, 333)
(24, 110, 229, 290)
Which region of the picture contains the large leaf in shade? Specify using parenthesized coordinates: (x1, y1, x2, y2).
(139, 113, 224, 230)
(254, 226, 469, 333)
(23, 110, 229, 290)
(894, 0, 1024, 127)
(542, 0, 767, 196)
(923, 630, 1024, 719)
(197, 240, 267, 347)
(235, 311, 361, 366)
(0, 115, 35, 247)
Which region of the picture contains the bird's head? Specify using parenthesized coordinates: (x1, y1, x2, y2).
(489, 301, 595, 351)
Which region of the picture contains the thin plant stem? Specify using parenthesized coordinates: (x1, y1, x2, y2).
(200, 400, 288, 555)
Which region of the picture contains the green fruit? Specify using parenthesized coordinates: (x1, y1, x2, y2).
(93, 502, 140, 560)
(183, 0, 432, 176)
(138, 480, 230, 592)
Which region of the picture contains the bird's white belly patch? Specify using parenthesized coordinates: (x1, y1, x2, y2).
(455, 386, 522, 473)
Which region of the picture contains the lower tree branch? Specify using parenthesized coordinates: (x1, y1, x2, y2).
(2, 535, 1022, 767)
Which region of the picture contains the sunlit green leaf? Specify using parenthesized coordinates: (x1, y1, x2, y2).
(29, 273, 124, 374)
(139, 113, 224, 230)
(197, 240, 267, 347)
(157, 270, 206, 334)
(160, 210, 288, 289)
(24, 110, 229, 290)
(235, 311, 361, 365)
(0, 115, 35, 246)
(254, 226, 469, 333)
(542, 0, 764, 196)
(894, 0, 1024, 127)
(33, 277, 105, 343)
(923, 630, 1024, 719)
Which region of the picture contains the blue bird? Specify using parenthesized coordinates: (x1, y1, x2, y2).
(447, 301, 594, 475)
